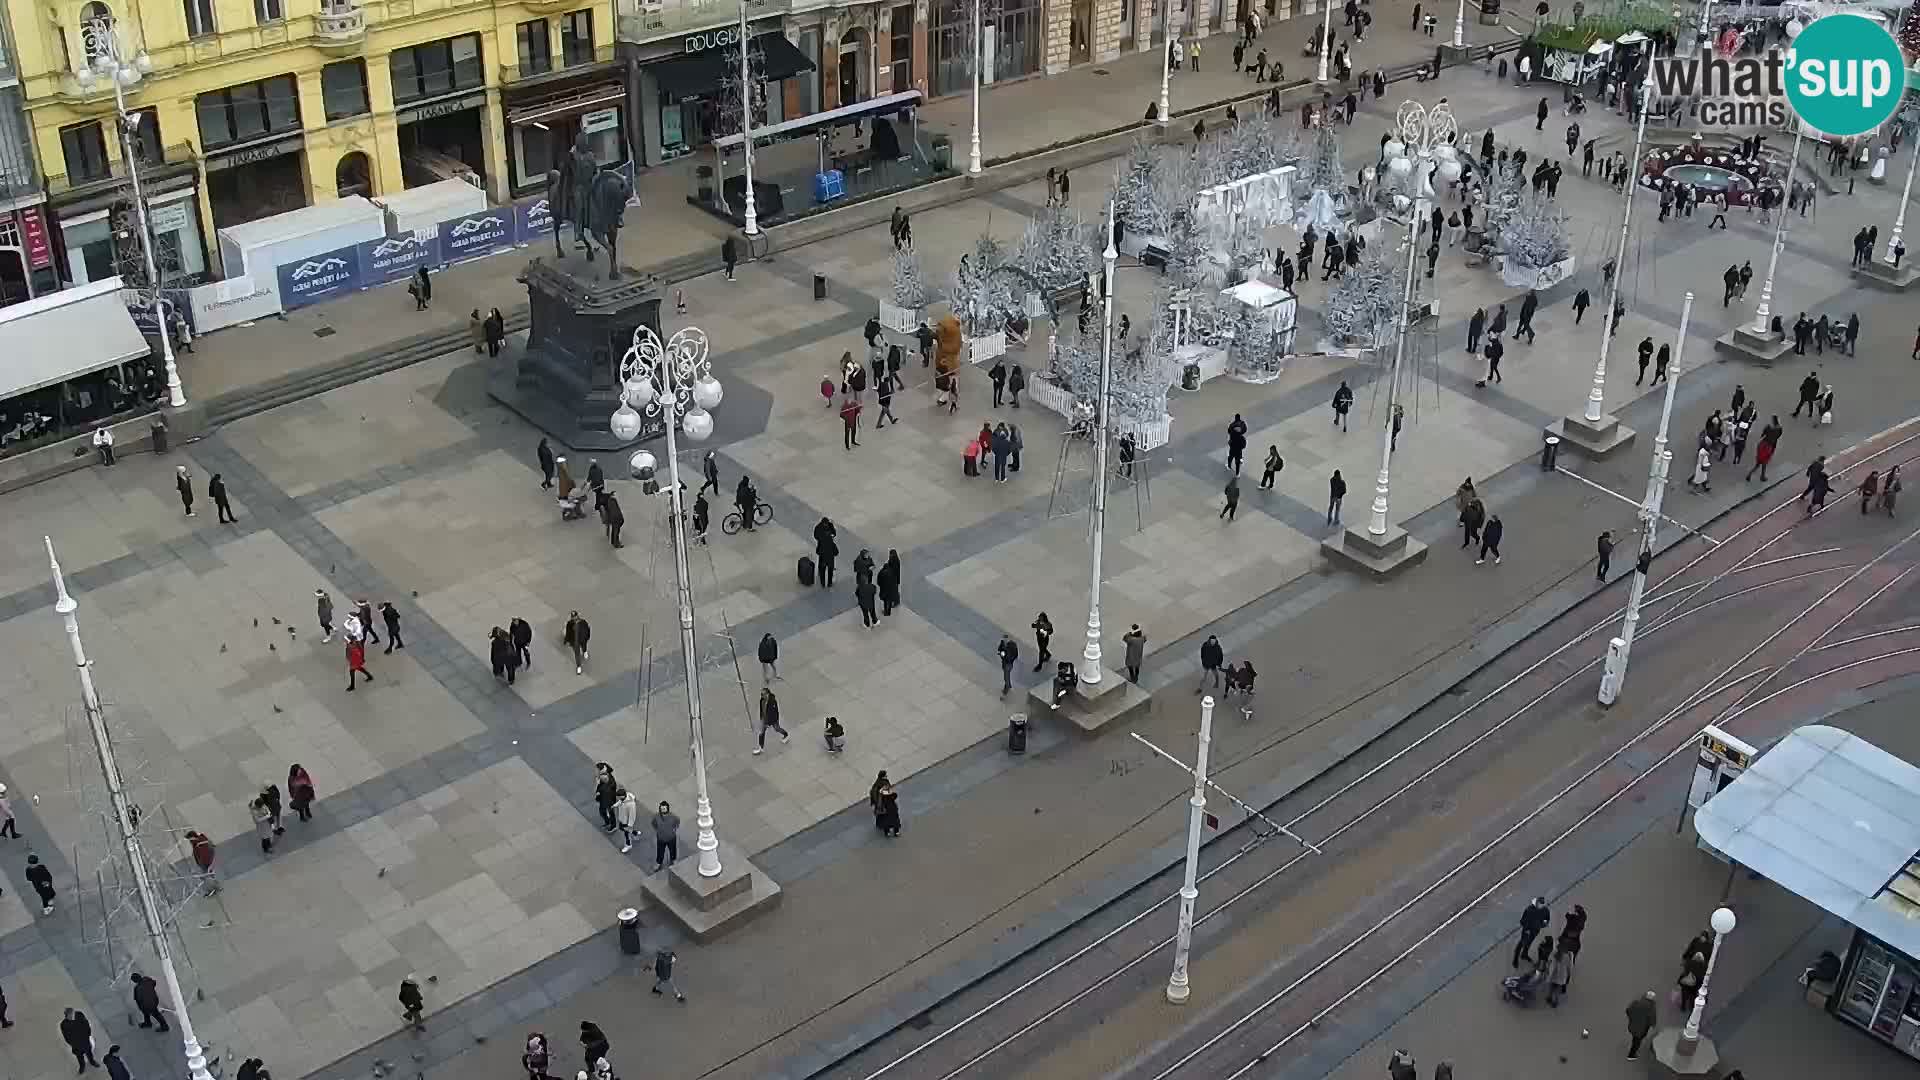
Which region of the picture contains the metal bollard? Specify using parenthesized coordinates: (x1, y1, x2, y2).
(1541, 434, 1560, 471)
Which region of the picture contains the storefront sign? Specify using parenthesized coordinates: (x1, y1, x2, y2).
(18, 207, 51, 270)
(438, 208, 514, 264)
(148, 201, 192, 235)
(205, 134, 305, 173)
(397, 90, 490, 126)
(514, 194, 554, 239)
(581, 107, 621, 135)
(275, 244, 362, 309)
(357, 230, 440, 285)
(684, 27, 741, 53)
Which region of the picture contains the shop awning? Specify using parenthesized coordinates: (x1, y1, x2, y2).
(1695, 725, 1920, 959)
(0, 277, 150, 401)
(650, 33, 815, 98)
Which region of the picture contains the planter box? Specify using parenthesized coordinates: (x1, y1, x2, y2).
(1027, 376, 1173, 451)
(878, 300, 923, 334)
(966, 332, 1007, 365)
(1174, 342, 1230, 388)
(1499, 254, 1576, 290)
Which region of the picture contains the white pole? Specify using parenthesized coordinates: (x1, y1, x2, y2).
(1884, 139, 1917, 267)
(99, 26, 185, 409)
(1751, 125, 1803, 334)
(1317, 1, 1333, 83)
(1367, 195, 1422, 538)
(1698, 0, 1712, 39)
(1581, 56, 1655, 425)
(969, 0, 984, 172)
(1166, 695, 1215, 1004)
(1083, 203, 1116, 687)
(47, 538, 215, 1080)
(1598, 291, 1692, 707)
(739, 0, 759, 236)
(1679, 907, 1737, 1052)
(660, 375, 724, 878)
(1158, 0, 1172, 126)
(1452, 0, 1465, 47)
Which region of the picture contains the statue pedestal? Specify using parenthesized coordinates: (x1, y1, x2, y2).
(487, 252, 664, 451)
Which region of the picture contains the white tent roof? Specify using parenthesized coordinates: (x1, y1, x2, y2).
(0, 277, 149, 400)
(1695, 725, 1920, 958)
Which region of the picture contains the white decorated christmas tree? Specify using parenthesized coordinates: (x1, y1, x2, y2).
(1499, 188, 1571, 270)
(1115, 138, 1162, 236)
(1163, 208, 1211, 287)
(1016, 207, 1096, 294)
(892, 245, 929, 309)
(1303, 123, 1345, 196)
(1227, 298, 1280, 379)
(1274, 124, 1303, 167)
(1322, 244, 1405, 346)
(951, 235, 1016, 335)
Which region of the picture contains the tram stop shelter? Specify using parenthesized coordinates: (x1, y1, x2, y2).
(1694, 724, 1920, 1061)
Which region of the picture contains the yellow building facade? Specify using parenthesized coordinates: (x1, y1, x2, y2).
(14, 0, 618, 282)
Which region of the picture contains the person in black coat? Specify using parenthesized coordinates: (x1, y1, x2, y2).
(814, 518, 839, 587)
(1516, 290, 1539, 343)
(1478, 514, 1505, 564)
(852, 548, 875, 583)
(489, 627, 518, 684)
(61, 1008, 98, 1070)
(587, 458, 606, 513)
(877, 550, 902, 615)
(381, 601, 405, 652)
(593, 764, 619, 831)
(564, 611, 592, 674)
(132, 972, 168, 1031)
(855, 576, 879, 627)
(537, 438, 556, 489)
(1197, 635, 1225, 692)
(721, 236, 739, 280)
(484, 308, 506, 357)
(1466, 307, 1486, 353)
(209, 472, 236, 523)
(1225, 414, 1248, 474)
(510, 617, 533, 669)
(601, 491, 624, 548)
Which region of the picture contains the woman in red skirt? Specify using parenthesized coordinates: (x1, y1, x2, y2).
(346, 638, 373, 691)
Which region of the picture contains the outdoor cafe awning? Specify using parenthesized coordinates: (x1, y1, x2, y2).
(0, 277, 150, 401)
(1695, 725, 1920, 959)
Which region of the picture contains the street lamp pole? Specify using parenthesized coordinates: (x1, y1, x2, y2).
(47, 538, 216, 1080)
(1157, 0, 1172, 126)
(1082, 202, 1116, 687)
(1165, 694, 1214, 1004)
(612, 327, 727, 877)
(1751, 125, 1804, 335)
(1317, 1, 1333, 83)
(1678, 906, 1738, 1054)
(81, 18, 184, 408)
(969, 0, 984, 172)
(1884, 139, 1917, 268)
(1581, 56, 1655, 426)
(738, 0, 759, 236)
(1452, 0, 1465, 47)
(1598, 291, 1692, 707)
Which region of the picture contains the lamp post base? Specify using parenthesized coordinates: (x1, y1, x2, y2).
(1322, 523, 1429, 579)
(1027, 666, 1150, 733)
(639, 839, 782, 942)
(1854, 259, 1920, 291)
(1546, 414, 1638, 461)
(1646, 1026, 1721, 1077)
(1712, 326, 1794, 367)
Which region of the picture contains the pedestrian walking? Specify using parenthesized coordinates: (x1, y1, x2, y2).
(379, 601, 404, 653)
(538, 437, 557, 489)
(1535, 97, 1548, 130)
(652, 948, 686, 1001)
(698, 451, 720, 497)
(1860, 470, 1881, 514)
(1748, 421, 1779, 481)
(1516, 290, 1538, 344)
(579, 1021, 611, 1071)
(1197, 634, 1225, 692)
(490, 627, 518, 684)
(721, 236, 738, 281)
(1466, 308, 1485, 353)
(1819, 383, 1835, 426)
(878, 549, 902, 615)
(486, 308, 506, 357)
(758, 632, 778, 681)
(872, 776, 902, 837)
(755, 687, 790, 753)
(1032, 612, 1053, 671)
(1328, 469, 1346, 525)
(250, 798, 274, 854)
(104, 1045, 131, 1080)
(1688, 445, 1712, 493)
(1794, 371, 1821, 418)
(602, 491, 624, 548)
(997, 633, 1019, 696)
(612, 787, 638, 853)
(61, 1008, 98, 1071)
(354, 598, 379, 645)
(1480, 337, 1504, 385)
(287, 764, 316, 822)
(175, 465, 194, 517)
(564, 611, 591, 673)
(1220, 475, 1240, 521)
(1635, 337, 1653, 385)
(1653, 342, 1671, 384)
(1123, 624, 1146, 682)
(1389, 403, 1404, 453)
(1678, 946, 1708, 1011)
(1625, 990, 1657, 1059)
(399, 975, 426, 1032)
(1573, 288, 1590, 324)
(1226, 414, 1248, 474)
(209, 473, 236, 523)
(992, 423, 1012, 482)
(345, 630, 372, 689)
(0, 781, 17, 839)
(1332, 380, 1354, 430)
(1596, 530, 1613, 581)
(650, 802, 679, 870)
(1260, 446, 1283, 489)
(1511, 896, 1550, 967)
(510, 616, 533, 669)
(259, 782, 285, 835)
(856, 575, 880, 627)
(1459, 496, 1485, 549)
(132, 972, 168, 1031)
(1881, 465, 1902, 516)
(593, 764, 618, 832)
(1477, 514, 1505, 565)
(840, 394, 862, 449)
(470, 309, 486, 354)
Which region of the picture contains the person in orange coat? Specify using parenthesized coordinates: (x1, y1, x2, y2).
(963, 437, 981, 477)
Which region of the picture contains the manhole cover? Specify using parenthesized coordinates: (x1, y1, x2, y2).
(314, 326, 337, 338)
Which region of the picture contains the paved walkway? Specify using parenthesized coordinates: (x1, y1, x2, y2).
(1, 4, 1917, 1078)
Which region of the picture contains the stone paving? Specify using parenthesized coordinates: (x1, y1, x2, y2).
(0, 29, 1912, 1080)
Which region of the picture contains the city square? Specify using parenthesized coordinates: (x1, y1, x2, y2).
(0, 4, 1919, 1080)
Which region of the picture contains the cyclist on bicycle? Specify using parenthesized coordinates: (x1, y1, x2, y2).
(735, 475, 759, 531)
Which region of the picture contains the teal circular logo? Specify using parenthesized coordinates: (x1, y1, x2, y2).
(1785, 14, 1909, 137)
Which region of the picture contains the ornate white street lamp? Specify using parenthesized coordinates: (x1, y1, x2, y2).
(1082, 202, 1117, 687)
(1452, 0, 1466, 47)
(47, 538, 216, 1080)
(1157, 0, 1172, 127)
(1574, 55, 1655, 430)
(1678, 906, 1737, 1053)
(1368, 100, 1459, 540)
(1317, 1, 1334, 83)
(969, 0, 985, 173)
(76, 17, 185, 409)
(1885, 141, 1917, 269)
(611, 326, 727, 877)
(1751, 124, 1805, 335)
(736, 1, 759, 235)
(1165, 694, 1214, 1003)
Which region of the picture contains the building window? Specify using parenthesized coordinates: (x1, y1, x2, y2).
(560, 10, 594, 67)
(183, 0, 216, 37)
(127, 107, 162, 164)
(255, 0, 283, 23)
(321, 59, 370, 120)
(390, 33, 483, 105)
(517, 19, 552, 77)
(79, 3, 114, 63)
(60, 121, 110, 182)
(195, 75, 301, 150)
(890, 5, 913, 92)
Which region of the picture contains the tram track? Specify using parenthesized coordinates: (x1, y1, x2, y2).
(818, 424, 1920, 1080)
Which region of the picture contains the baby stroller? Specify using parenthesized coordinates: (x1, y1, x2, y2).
(1501, 965, 1547, 1006)
(559, 488, 591, 521)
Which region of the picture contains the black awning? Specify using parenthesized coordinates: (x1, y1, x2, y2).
(650, 33, 815, 99)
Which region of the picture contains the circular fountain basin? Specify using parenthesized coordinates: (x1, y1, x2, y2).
(1662, 163, 1755, 194)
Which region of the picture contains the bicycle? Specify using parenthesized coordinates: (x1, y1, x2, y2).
(721, 503, 774, 535)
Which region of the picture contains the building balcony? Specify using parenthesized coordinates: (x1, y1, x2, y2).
(616, 0, 790, 46)
(313, 2, 367, 53)
(500, 43, 617, 85)
(44, 141, 197, 203)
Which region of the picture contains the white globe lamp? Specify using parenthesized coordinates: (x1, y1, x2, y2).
(691, 375, 724, 411)
(609, 403, 644, 443)
(1384, 137, 1407, 161)
(628, 450, 657, 479)
(681, 407, 715, 442)
(624, 374, 657, 408)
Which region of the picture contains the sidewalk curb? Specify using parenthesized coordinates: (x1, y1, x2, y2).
(771, 474, 1787, 1079)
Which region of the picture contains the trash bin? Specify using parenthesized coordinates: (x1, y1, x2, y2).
(1008, 714, 1028, 754)
(617, 907, 642, 955)
(1541, 434, 1561, 471)
(150, 418, 169, 455)
(813, 272, 828, 301)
